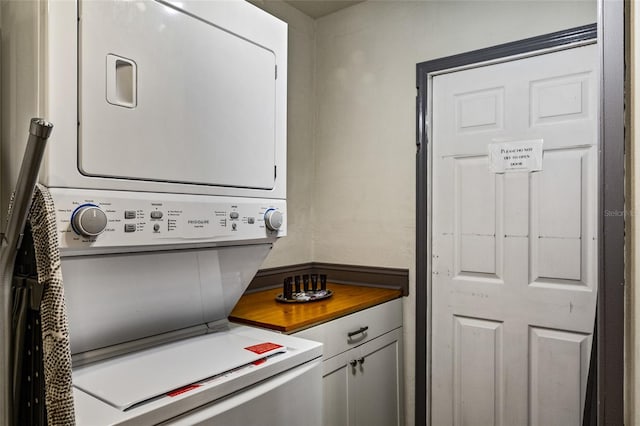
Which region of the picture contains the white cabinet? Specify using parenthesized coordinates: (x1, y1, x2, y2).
(294, 299, 403, 426)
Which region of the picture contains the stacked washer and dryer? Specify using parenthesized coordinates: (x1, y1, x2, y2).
(1, 1, 322, 424)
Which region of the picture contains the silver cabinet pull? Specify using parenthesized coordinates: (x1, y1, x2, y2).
(347, 326, 369, 338)
(349, 359, 358, 367)
(357, 357, 365, 365)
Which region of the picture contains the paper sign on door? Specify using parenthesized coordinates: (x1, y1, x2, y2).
(488, 139, 543, 173)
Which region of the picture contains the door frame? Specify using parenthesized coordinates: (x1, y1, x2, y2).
(415, 1, 625, 424)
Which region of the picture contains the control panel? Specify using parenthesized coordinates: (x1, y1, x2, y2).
(49, 188, 286, 252)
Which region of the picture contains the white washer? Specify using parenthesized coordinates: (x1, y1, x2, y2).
(1, 1, 321, 424)
(73, 326, 322, 425)
(48, 189, 319, 425)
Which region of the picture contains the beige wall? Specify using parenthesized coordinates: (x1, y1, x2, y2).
(257, 1, 596, 424)
(254, 1, 317, 268)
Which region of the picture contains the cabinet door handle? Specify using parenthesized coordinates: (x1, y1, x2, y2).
(357, 357, 365, 365)
(347, 326, 369, 338)
(349, 359, 358, 367)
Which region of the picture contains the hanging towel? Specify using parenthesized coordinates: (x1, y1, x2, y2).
(28, 184, 75, 425)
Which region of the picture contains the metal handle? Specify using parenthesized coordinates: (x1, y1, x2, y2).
(347, 326, 369, 338)
(357, 357, 365, 365)
(0, 118, 53, 426)
(1, 119, 53, 247)
(349, 359, 358, 367)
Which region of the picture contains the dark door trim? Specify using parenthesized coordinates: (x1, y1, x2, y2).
(415, 11, 624, 425)
(597, 0, 625, 423)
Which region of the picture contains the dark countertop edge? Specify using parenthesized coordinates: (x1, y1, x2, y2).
(246, 262, 409, 296)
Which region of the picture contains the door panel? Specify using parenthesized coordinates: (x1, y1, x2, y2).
(456, 156, 502, 278)
(431, 44, 598, 425)
(530, 148, 596, 288)
(80, 0, 276, 189)
(530, 73, 591, 125)
(528, 328, 590, 426)
(455, 88, 505, 132)
(453, 317, 503, 426)
(456, 157, 499, 276)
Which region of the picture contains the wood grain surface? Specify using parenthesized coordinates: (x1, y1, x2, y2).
(229, 283, 401, 333)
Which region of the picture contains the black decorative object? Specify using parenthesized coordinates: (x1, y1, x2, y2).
(276, 274, 333, 303)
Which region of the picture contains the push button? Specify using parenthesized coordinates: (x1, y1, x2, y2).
(124, 210, 136, 219)
(124, 224, 136, 233)
(150, 211, 163, 219)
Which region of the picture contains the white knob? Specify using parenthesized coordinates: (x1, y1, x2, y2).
(264, 209, 283, 231)
(72, 205, 108, 237)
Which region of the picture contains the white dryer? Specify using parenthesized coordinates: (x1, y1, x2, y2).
(1, 1, 322, 424)
(2, 0, 287, 201)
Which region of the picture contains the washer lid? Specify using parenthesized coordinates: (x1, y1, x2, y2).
(72, 332, 286, 410)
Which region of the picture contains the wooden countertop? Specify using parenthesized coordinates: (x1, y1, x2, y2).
(229, 283, 402, 333)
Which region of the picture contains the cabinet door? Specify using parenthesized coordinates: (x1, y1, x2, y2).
(322, 351, 355, 426)
(353, 328, 403, 426)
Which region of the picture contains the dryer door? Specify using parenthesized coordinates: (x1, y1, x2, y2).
(78, 0, 278, 190)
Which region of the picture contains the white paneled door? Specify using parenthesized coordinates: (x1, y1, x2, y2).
(431, 43, 598, 426)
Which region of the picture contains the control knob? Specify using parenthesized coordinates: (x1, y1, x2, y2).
(71, 205, 108, 237)
(264, 209, 283, 231)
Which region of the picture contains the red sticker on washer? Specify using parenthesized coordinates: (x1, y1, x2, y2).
(244, 342, 283, 354)
(167, 384, 201, 397)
